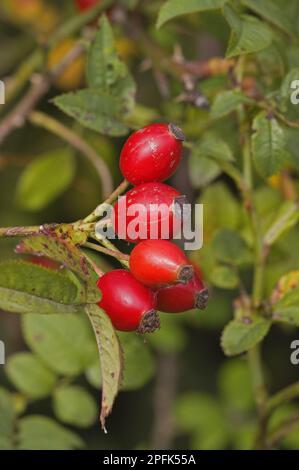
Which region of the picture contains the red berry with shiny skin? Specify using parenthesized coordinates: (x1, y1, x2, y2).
(130, 240, 193, 288)
(97, 270, 159, 333)
(113, 182, 185, 243)
(75, 0, 99, 11)
(156, 269, 209, 313)
(120, 123, 185, 185)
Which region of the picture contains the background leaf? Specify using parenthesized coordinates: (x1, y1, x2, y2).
(22, 313, 97, 376)
(6, 353, 57, 399)
(0, 388, 16, 449)
(53, 89, 129, 137)
(211, 90, 253, 119)
(53, 385, 97, 428)
(15, 149, 75, 212)
(86, 15, 136, 112)
(241, 0, 295, 37)
(221, 317, 271, 356)
(17, 416, 84, 450)
(157, 0, 226, 28)
(86, 332, 155, 391)
(252, 111, 290, 177)
(211, 228, 251, 265)
(224, 5, 272, 58)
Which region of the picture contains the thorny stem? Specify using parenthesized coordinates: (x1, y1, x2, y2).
(0, 226, 41, 237)
(29, 111, 113, 197)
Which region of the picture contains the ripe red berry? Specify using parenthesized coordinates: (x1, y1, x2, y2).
(27, 255, 60, 270)
(97, 269, 159, 333)
(130, 240, 193, 288)
(156, 269, 209, 313)
(75, 0, 99, 11)
(113, 182, 186, 243)
(120, 123, 185, 185)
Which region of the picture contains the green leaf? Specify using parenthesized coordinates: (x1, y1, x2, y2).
(189, 135, 234, 188)
(210, 265, 239, 289)
(241, 0, 295, 37)
(199, 182, 242, 239)
(0, 387, 16, 445)
(0, 261, 84, 314)
(211, 90, 253, 119)
(189, 154, 220, 188)
(15, 149, 75, 212)
(224, 5, 272, 58)
(17, 235, 100, 303)
(221, 317, 271, 356)
(53, 89, 129, 137)
(0, 260, 82, 304)
(212, 228, 251, 265)
(157, 0, 226, 28)
(252, 111, 290, 177)
(85, 304, 123, 429)
(0, 287, 82, 315)
(273, 306, 299, 327)
(198, 134, 235, 162)
(148, 315, 187, 353)
(6, 353, 56, 399)
(22, 313, 97, 376)
(272, 280, 299, 326)
(176, 392, 228, 450)
(87, 332, 155, 391)
(218, 359, 254, 411)
(264, 201, 299, 246)
(17, 416, 84, 450)
(53, 385, 97, 428)
(87, 15, 136, 113)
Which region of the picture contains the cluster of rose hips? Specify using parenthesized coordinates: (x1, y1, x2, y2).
(97, 123, 209, 334)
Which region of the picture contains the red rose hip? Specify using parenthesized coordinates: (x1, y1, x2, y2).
(97, 269, 159, 333)
(120, 123, 185, 185)
(75, 0, 100, 11)
(156, 269, 209, 313)
(130, 240, 193, 288)
(113, 182, 186, 243)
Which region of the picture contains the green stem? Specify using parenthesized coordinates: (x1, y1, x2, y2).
(29, 111, 113, 197)
(267, 411, 299, 448)
(267, 381, 299, 414)
(84, 241, 130, 263)
(94, 236, 129, 269)
(84, 179, 129, 223)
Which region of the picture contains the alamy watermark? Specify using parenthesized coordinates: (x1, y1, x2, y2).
(0, 340, 5, 365)
(290, 340, 299, 365)
(0, 80, 5, 105)
(94, 200, 203, 250)
(290, 80, 299, 105)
